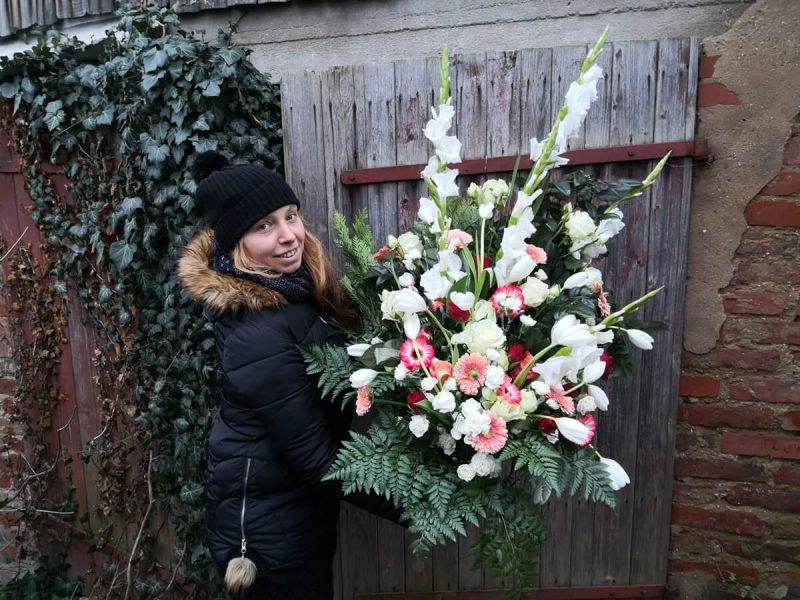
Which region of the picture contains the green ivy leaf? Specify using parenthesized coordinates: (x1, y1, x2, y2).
(200, 79, 221, 97)
(0, 81, 19, 98)
(120, 196, 143, 215)
(109, 240, 137, 269)
(142, 47, 168, 73)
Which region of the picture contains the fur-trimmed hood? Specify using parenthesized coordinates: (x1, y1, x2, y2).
(176, 228, 286, 314)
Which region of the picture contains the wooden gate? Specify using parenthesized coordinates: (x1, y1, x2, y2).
(280, 38, 700, 598)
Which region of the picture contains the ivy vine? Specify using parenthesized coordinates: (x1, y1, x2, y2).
(0, 4, 282, 597)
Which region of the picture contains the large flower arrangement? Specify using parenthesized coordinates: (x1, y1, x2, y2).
(303, 30, 666, 590)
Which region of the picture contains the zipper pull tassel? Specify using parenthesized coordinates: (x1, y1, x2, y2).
(241, 539, 247, 555)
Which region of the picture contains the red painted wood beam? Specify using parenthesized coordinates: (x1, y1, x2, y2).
(356, 584, 664, 600)
(340, 139, 707, 186)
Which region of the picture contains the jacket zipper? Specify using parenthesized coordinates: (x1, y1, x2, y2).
(240, 458, 252, 556)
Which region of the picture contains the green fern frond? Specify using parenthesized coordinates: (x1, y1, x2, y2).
(299, 344, 354, 406)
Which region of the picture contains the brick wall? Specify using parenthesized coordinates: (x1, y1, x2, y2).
(669, 55, 800, 598)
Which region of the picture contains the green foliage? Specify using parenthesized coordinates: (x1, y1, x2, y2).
(499, 434, 563, 492)
(333, 211, 381, 329)
(0, 4, 282, 596)
(0, 564, 82, 600)
(300, 344, 355, 405)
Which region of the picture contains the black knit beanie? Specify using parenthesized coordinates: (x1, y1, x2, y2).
(191, 151, 300, 252)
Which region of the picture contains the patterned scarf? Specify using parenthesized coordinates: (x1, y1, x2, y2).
(211, 241, 315, 303)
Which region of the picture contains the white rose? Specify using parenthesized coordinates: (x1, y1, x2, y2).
(394, 363, 408, 381)
(462, 319, 506, 355)
(520, 389, 539, 412)
(409, 415, 430, 438)
(565, 210, 597, 242)
(472, 299, 496, 322)
(431, 391, 456, 413)
(521, 277, 549, 308)
(457, 464, 476, 482)
(398, 272, 415, 287)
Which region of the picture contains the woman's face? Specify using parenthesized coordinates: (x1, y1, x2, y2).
(241, 204, 305, 274)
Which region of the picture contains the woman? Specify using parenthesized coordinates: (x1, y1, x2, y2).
(177, 152, 398, 599)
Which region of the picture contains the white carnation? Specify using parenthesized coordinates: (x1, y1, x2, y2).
(409, 415, 430, 438)
(457, 464, 476, 482)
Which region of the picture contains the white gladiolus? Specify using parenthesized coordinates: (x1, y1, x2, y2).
(550, 315, 595, 347)
(457, 464, 476, 482)
(600, 457, 630, 490)
(626, 329, 654, 350)
(409, 415, 430, 438)
(596, 208, 625, 241)
(431, 390, 456, 413)
(418, 197, 440, 231)
(350, 369, 378, 389)
(507, 255, 537, 284)
(346, 344, 370, 357)
(403, 313, 421, 340)
(530, 137, 545, 161)
(510, 189, 542, 222)
(553, 417, 593, 445)
(431, 168, 460, 199)
(421, 156, 440, 179)
(432, 102, 455, 125)
(587, 384, 609, 411)
(521, 277, 549, 307)
(435, 135, 462, 164)
(582, 360, 606, 383)
(422, 117, 448, 143)
(450, 291, 475, 311)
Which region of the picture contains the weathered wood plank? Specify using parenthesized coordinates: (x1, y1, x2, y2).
(486, 51, 520, 159)
(363, 61, 399, 246)
(629, 37, 697, 583)
(516, 48, 553, 157)
(280, 70, 329, 244)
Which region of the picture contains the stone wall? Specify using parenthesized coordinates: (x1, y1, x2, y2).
(669, 2, 800, 596)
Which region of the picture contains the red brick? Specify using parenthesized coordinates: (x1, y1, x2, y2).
(733, 259, 800, 285)
(729, 379, 800, 404)
(697, 82, 741, 108)
(668, 559, 759, 585)
(671, 481, 719, 505)
(746, 199, 800, 227)
(698, 55, 720, 79)
(712, 348, 782, 371)
(721, 432, 800, 460)
(673, 457, 768, 482)
(735, 228, 800, 257)
(776, 465, 800, 486)
(679, 374, 720, 397)
(762, 172, 800, 196)
(768, 570, 800, 587)
(0, 378, 13, 395)
(678, 403, 774, 429)
(726, 484, 800, 513)
(671, 505, 767, 537)
(784, 411, 800, 432)
(772, 322, 800, 345)
(723, 290, 791, 315)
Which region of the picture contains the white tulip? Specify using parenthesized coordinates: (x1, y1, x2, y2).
(553, 417, 592, 445)
(403, 313, 421, 340)
(394, 288, 427, 314)
(551, 315, 595, 348)
(563, 267, 603, 290)
(346, 344, 370, 357)
(582, 360, 606, 383)
(478, 203, 494, 220)
(587, 384, 609, 411)
(349, 368, 378, 388)
(599, 457, 630, 490)
(626, 329, 654, 350)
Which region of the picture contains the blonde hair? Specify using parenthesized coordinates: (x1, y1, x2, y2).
(232, 226, 357, 327)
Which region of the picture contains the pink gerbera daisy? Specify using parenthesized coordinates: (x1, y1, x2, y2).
(547, 387, 575, 415)
(526, 245, 548, 265)
(466, 411, 508, 454)
(578, 413, 597, 447)
(453, 353, 489, 395)
(497, 376, 522, 405)
(491, 285, 525, 318)
(399, 335, 435, 371)
(356, 386, 372, 416)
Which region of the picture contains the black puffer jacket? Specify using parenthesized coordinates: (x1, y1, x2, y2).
(177, 229, 384, 571)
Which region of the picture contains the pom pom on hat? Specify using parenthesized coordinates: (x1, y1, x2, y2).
(191, 150, 230, 183)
